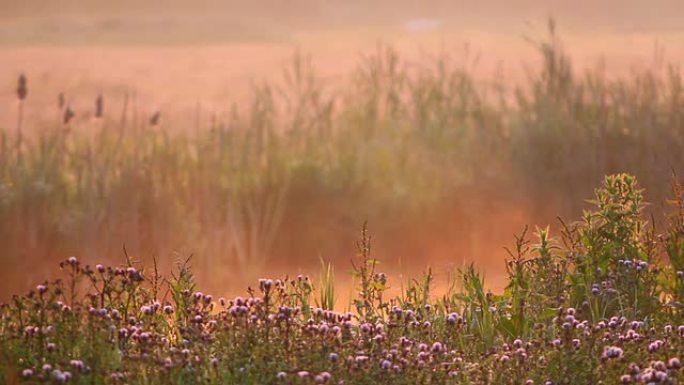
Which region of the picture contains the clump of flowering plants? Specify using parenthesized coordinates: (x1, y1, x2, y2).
(1, 174, 683, 384)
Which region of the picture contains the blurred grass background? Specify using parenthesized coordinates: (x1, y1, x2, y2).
(1, 23, 684, 297)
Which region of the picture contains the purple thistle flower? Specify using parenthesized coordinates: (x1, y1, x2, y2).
(70, 360, 84, 371)
(446, 313, 459, 325)
(355, 355, 369, 364)
(591, 284, 600, 295)
(647, 362, 666, 373)
(276, 372, 287, 381)
(297, 371, 309, 379)
(315, 372, 331, 383)
(648, 341, 661, 353)
(668, 357, 681, 369)
(51, 369, 66, 383)
(431, 342, 444, 353)
(516, 348, 527, 357)
(602, 346, 623, 359)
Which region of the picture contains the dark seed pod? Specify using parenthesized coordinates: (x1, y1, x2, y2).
(149, 111, 161, 126)
(95, 94, 104, 118)
(64, 106, 75, 124)
(17, 74, 27, 100)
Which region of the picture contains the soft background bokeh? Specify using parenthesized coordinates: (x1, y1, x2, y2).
(1, 0, 684, 302)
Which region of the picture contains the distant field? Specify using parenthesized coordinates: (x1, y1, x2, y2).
(2, 3, 684, 130)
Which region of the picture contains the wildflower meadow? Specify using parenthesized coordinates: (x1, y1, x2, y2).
(1, 174, 683, 384)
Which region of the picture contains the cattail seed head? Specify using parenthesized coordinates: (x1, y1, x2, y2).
(17, 74, 27, 100)
(150, 111, 161, 126)
(95, 94, 104, 118)
(63, 105, 75, 124)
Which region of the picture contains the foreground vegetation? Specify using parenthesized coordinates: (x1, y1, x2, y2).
(1, 173, 683, 384)
(2, 25, 684, 290)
